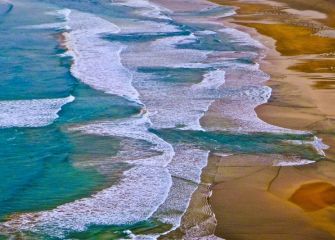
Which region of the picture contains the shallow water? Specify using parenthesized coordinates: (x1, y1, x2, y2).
(0, 0, 328, 239)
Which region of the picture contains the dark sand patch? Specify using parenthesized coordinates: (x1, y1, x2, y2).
(290, 182, 335, 212)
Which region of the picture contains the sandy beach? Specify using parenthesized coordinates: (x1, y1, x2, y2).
(203, 0, 335, 239)
(151, 0, 335, 239)
(1, 0, 335, 238)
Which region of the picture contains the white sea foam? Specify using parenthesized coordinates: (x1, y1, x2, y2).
(2, 1, 318, 238)
(196, 30, 217, 35)
(168, 146, 209, 183)
(46, 8, 71, 21)
(153, 147, 209, 228)
(219, 27, 264, 49)
(3, 116, 175, 237)
(312, 137, 329, 156)
(0, 96, 74, 128)
(219, 9, 237, 18)
(286, 136, 329, 156)
(0, 8, 200, 237)
(200, 5, 236, 19)
(18, 22, 70, 30)
(58, 8, 220, 232)
(202, 60, 306, 133)
(117, 19, 180, 34)
(133, 70, 213, 130)
(3, 166, 171, 237)
(65, 10, 140, 103)
(123, 33, 217, 130)
(192, 69, 226, 90)
(274, 160, 315, 167)
(71, 116, 175, 167)
(119, 16, 271, 132)
(113, 0, 172, 20)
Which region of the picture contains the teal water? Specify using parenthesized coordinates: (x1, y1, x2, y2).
(0, 0, 140, 222)
(0, 0, 327, 239)
(0, 0, 72, 100)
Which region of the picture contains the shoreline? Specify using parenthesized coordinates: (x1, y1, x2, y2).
(151, 0, 335, 239)
(214, 0, 335, 158)
(1, 0, 334, 239)
(53, 3, 326, 239)
(206, 0, 335, 239)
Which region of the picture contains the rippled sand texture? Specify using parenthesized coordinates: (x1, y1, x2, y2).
(209, 0, 335, 239)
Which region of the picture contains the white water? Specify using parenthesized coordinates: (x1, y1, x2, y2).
(2, 0, 328, 239)
(0, 96, 74, 128)
(65, 10, 141, 103)
(3, 116, 174, 237)
(113, 0, 172, 20)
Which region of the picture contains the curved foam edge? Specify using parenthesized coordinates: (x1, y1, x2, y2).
(136, 71, 212, 130)
(2, 6, 221, 236)
(2, 166, 172, 238)
(152, 147, 210, 230)
(205, 61, 306, 134)
(127, 33, 217, 131)
(46, 8, 71, 21)
(70, 116, 175, 168)
(21, 8, 72, 30)
(192, 69, 226, 90)
(2, 116, 175, 238)
(3, 1, 324, 238)
(0, 96, 74, 128)
(63, 10, 141, 103)
(219, 27, 264, 49)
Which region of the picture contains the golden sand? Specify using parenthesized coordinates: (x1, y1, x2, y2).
(209, 154, 335, 240)
(289, 59, 335, 74)
(241, 23, 335, 56)
(269, 0, 335, 28)
(204, 0, 335, 239)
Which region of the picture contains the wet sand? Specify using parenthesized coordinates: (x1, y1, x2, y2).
(205, 0, 335, 239)
(151, 0, 335, 238)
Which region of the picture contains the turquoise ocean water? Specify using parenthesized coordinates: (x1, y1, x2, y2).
(0, 0, 325, 239)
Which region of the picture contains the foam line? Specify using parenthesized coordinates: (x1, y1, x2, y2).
(71, 116, 175, 167)
(2, 0, 321, 238)
(124, 34, 217, 130)
(192, 69, 226, 90)
(153, 146, 210, 228)
(274, 160, 315, 167)
(18, 22, 70, 30)
(3, 116, 175, 237)
(3, 166, 172, 238)
(0, 96, 74, 128)
(219, 28, 264, 48)
(64, 10, 141, 103)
